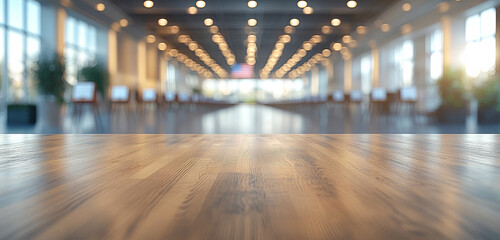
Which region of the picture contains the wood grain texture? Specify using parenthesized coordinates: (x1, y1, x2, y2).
(1, 134, 499, 240)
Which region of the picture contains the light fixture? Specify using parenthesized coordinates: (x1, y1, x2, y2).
(284, 25, 295, 34)
(158, 42, 167, 51)
(248, 18, 257, 27)
(204, 18, 214, 26)
(169, 26, 180, 34)
(342, 35, 352, 43)
(346, 0, 357, 8)
(331, 42, 342, 51)
(209, 26, 219, 33)
(146, 35, 156, 43)
(402, 3, 411, 12)
(96, 3, 105, 11)
(290, 18, 300, 27)
(303, 7, 313, 14)
(438, 2, 450, 13)
(303, 42, 312, 51)
(322, 49, 331, 57)
(321, 26, 331, 34)
(356, 26, 366, 34)
(143, 0, 154, 8)
(158, 18, 168, 26)
(248, 0, 257, 8)
(187, 6, 198, 14)
(401, 24, 412, 34)
(380, 23, 390, 32)
(331, 18, 341, 27)
(119, 19, 129, 27)
(196, 0, 206, 8)
(297, 0, 307, 8)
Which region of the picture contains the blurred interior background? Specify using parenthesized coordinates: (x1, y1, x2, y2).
(0, 0, 499, 134)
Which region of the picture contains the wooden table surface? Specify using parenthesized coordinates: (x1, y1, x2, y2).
(1, 134, 499, 240)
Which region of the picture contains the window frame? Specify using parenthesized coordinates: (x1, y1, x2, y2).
(0, 0, 41, 104)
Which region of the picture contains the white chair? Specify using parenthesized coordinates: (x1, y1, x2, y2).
(399, 86, 418, 116)
(110, 86, 130, 102)
(349, 90, 363, 103)
(332, 90, 345, 102)
(164, 91, 176, 102)
(371, 88, 387, 102)
(71, 82, 101, 129)
(400, 86, 418, 102)
(142, 89, 157, 102)
(72, 82, 96, 102)
(370, 88, 388, 115)
(110, 86, 131, 118)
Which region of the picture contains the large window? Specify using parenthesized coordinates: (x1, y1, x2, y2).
(427, 29, 443, 82)
(394, 40, 414, 87)
(0, 0, 41, 103)
(360, 53, 372, 94)
(65, 16, 98, 85)
(465, 8, 496, 78)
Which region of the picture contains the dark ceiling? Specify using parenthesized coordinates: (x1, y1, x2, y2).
(110, 0, 397, 78)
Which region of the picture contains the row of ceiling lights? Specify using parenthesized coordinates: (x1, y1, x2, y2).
(97, 0, 459, 80)
(288, 50, 331, 79)
(245, 34, 258, 66)
(145, 35, 213, 78)
(205, 23, 237, 66)
(178, 34, 228, 78)
(260, 34, 292, 79)
(273, 34, 323, 78)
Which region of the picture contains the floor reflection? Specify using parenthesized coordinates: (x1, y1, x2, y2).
(2, 103, 500, 134)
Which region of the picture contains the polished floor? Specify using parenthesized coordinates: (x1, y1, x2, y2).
(1, 134, 499, 239)
(2, 103, 500, 134)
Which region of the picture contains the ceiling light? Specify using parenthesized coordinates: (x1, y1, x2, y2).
(119, 19, 128, 27)
(438, 2, 450, 13)
(290, 18, 300, 27)
(331, 42, 342, 51)
(146, 35, 156, 43)
(169, 26, 180, 34)
(297, 0, 307, 8)
(322, 49, 332, 57)
(402, 3, 411, 12)
(188, 42, 199, 51)
(342, 35, 352, 43)
(401, 24, 412, 34)
(248, 18, 257, 27)
(380, 23, 390, 32)
(280, 35, 291, 43)
(187, 6, 198, 14)
(331, 18, 341, 26)
(248, 34, 257, 43)
(356, 26, 366, 34)
(303, 7, 313, 14)
(346, 0, 357, 8)
(209, 26, 219, 33)
(158, 42, 167, 51)
(158, 18, 168, 26)
(284, 25, 295, 34)
(204, 18, 214, 26)
(321, 26, 331, 34)
(248, 0, 257, 8)
(196, 0, 206, 8)
(96, 3, 105, 11)
(143, 0, 154, 8)
(303, 42, 313, 51)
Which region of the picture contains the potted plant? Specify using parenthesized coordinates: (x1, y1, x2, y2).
(472, 74, 500, 124)
(78, 62, 109, 100)
(436, 69, 468, 123)
(33, 53, 66, 127)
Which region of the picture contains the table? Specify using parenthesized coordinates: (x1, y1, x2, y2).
(1, 135, 499, 239)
